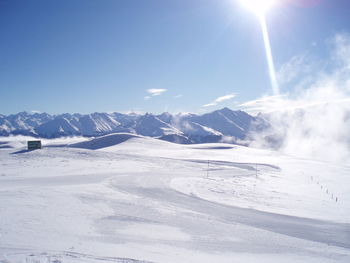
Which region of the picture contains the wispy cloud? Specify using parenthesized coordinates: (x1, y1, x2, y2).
(144, 89, 167, 100)
(121, 110, 144, 115)
(203, 93, 236, 107)
(239, 95, 287, 113)
(276, 53, 320, 90)
(239, 94, 350, 114)
(174, 94, 183, 99)
(147, 89, 167, 96)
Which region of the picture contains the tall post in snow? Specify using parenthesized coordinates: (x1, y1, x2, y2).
(207, 160, 209, 179)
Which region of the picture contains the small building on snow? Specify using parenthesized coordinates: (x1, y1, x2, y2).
(27, 140, 42, 150)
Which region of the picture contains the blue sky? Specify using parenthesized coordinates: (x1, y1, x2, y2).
(1, 0, 350, 115)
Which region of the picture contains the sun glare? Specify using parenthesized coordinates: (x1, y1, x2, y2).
(239, 0, 280, 95)
(240, 0, 277, 15)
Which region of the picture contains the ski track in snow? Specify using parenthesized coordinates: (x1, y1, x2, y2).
(0, 135, 350, 263)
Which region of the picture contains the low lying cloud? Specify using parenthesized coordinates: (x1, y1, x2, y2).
(239, 95, 287, 113)
(144, 89, 167, 100)
(203, 93, 236, 107)
(244, 33, 350, 163)
(0, 135, 89, 148)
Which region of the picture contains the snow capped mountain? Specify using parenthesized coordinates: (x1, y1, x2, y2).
(111, 112, 139, 127)
(186, 108, 255, 139)
(35, 117, 81, 138)
(156, 112, 173, 123)
(77, 113, 122, 136)
(134, 113, 182, 137)
(0, 108, 265, 144)
(0, 111, 54, 136)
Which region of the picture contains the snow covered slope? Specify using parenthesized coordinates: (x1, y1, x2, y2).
(0, 136, 349, 263)
(69, 133, 143, 150)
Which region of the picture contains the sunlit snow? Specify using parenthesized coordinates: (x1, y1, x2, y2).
(0, 134, 349, 263)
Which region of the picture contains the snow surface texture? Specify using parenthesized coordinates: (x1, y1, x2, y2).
(0, 134, 349, 263)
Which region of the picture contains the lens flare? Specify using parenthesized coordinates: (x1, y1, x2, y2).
(240, 0, 280, 94)
(259, 15, 279, 95)
(240, 0, 277, 15)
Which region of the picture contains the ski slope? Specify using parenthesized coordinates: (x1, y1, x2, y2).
(0, 134, 349, 263)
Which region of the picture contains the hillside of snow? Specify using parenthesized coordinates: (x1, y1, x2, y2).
(0, 135, 349, 263)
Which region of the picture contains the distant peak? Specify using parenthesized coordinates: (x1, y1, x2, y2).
(159, 112, 171, 116)
(219, 107, 233, 112)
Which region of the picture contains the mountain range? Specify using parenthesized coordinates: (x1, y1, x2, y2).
(0, 108, 268, 144)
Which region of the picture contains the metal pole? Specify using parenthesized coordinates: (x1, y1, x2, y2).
(207, 160, 209, 179)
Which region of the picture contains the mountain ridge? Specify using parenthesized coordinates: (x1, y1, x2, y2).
(0, 108, 266, 144)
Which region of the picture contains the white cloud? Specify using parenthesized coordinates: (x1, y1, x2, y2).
(203, 93, 236, 107)
(239, 95, 287, 113)
(240, 93, 350, 114)
(144, 89, 167, 101)
(121, 110, 144, 115)
(276, 54, 320, 89)
(332, 33, 350, 70)
(174, 94, 183, 99)
(147, 89, 167, 96)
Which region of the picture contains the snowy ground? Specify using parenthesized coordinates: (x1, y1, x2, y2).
(0, 134, 349, 263)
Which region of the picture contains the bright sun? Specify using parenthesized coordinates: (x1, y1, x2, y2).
(240, 0, 277, 15)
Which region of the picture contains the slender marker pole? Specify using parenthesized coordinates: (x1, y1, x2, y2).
(207, 160, 209, 179)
